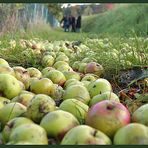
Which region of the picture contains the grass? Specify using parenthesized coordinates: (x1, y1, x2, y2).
(0, 29, 147, 71)
(70, 36, 148, 78)
(0, 11, 147, 79)
(0, 28, 90, 42)
(82, 4, 148, 37)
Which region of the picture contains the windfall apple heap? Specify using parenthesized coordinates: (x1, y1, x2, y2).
(0, 39, 148, 145)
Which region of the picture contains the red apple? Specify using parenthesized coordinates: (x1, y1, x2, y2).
(84, 62, 104, 76)
(86, 100, 131, 138)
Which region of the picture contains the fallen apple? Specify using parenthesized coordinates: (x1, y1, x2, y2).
(59, 99, 89, 124)
(26, 94, 56, 123)
(0, 74, 22, 99)
(114, 123, 148, 144)
(88, 78, 112, 98)
(61, 125, 112, 145)
(40, 110, 79, 141)
(132, 103, 148, 126)
(9, 124, 48, 144)
(89, 91, 120, 107)
(86, 100, 131, 138)
(63, 84, 90, 104)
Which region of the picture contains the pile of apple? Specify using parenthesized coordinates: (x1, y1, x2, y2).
(0, 38, 148, 145)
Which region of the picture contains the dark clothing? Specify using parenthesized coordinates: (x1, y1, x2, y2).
(76, 16, 81, 29)
(60, 16, 70, 32)
(71, 16, 76, 32)
(69, 17, 72, 26)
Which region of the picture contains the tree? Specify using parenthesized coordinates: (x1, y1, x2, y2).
(47, 4, 63, 20)
(83, 5, 93, 16)
(0, 4, 25, 35)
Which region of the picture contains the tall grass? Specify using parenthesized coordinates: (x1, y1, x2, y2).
(82, 4, 148, 37)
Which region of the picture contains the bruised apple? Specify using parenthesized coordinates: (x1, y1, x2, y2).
(40, 110, 79, 141)
(61, 125, 112, 145)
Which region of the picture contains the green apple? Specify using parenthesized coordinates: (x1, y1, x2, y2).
(11, 93, 35, 107)
(56, 55, 69, 63)
(57, 65, 73, 73)
(0, 66, 15, 76)
(40, 110, 79, 141)
(30, 78, 53, 95)
(18, 80, 25, 90)
(43, 51, 56, 58)
(0, 102, 27, 128)
(63, 71, 81, 81)
(27, 67, 42, 78)
(132, 104, 148, 126)
(56, 52, 66, 57)
(0, 74, 22, 99)
(19, 90, 35, 95)
(63, 84, 90, 104)
(0, 97, 10, 109)
(81, 74, 98, 82)
(26, 94, 56, 123)
(78, 63, 87, 73)
(9, 124, 48, 144)
(2, 117, 34, 143)
(42, 55, 54, 67)
(61, 125, 112, 145)
(7, 141, 34, 145)
(88, 78, 112, 98)
(81, 81, 91, 89)
(72, 61, 80, 71)
(27, 77, 39, 90)
(0, 58, 9, 67)
(89, 92, 120, 107)
(64, 79, 80, 89)
(114, 123, 148, 144)
(59, 99, 89, 124)
(50, 84, 64, 100)
(45, 70, 66, 86)
(53, 61, 69, 69)
(64, 80, 84, 89)
(41, 67, 55, 77)
(13, 66, 30, 90)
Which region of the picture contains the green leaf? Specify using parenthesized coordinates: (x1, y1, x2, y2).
(135, 93, 148, 102)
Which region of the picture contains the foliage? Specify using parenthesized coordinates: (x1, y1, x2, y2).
(47, 4, 63, 20)
(62, 3, 107, 17)
(82, 4, 148, 37)
(0, 4, 25, 36)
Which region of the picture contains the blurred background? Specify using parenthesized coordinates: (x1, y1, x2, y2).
(0, 3, 147, 37)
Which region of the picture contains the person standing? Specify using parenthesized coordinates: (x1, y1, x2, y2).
(76, 15, 81, 33)
(60, 15, 70, 32)
(71, 15, 76, 32)
(68, 15, 72, 31)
